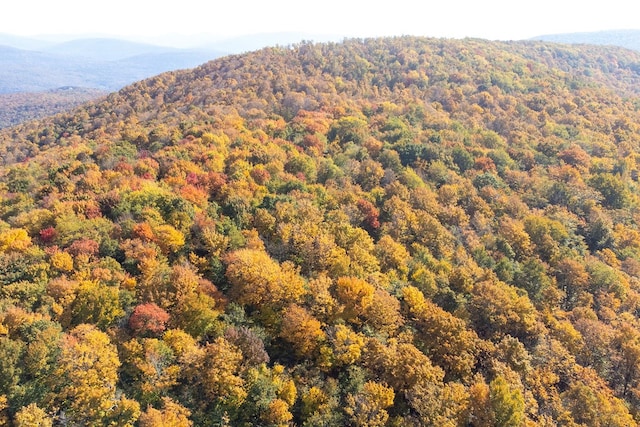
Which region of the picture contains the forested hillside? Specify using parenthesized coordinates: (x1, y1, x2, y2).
(2, 36, 640, 426)
(0, 88, 107, 129)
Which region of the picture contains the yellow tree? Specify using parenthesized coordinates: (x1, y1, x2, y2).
(363, 338, 468, 425)
(554, 258, 589, 309)
(469, 280, 540, 343)
(0, 395, 8, 426)
(120, 338, 180, 406)
(345, 381, 395, 427)
(611, 319, 640, 398)
(13, 403, 52, 427)
(194, 337, 247, 409)
(307, 274, 341, 322)
(261, 399, 293, 426)
(334, 276, 375, 322)
(0, 228, 32, 253)
(498, 217, 532, 260)
(279, 304, 325, 358)
(403, 286, 479, 380)
(68, 280, 124, 329)
(224, 248, 305, 309)
(562, 369, 636, 427)
(238, 364, 297, 426)
(138, 397, 192, 427)
(467, 376, 495, 427)
(48, 324, 140, 426)
(374, 234, 410, 278)
(363, 288, 404, 335)
(153, 224, 185, 255)
(329, 324, 366, 366)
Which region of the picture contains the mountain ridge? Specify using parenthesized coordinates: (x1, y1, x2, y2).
(533, 29, 640, 51)
(42, 37, 182, 61)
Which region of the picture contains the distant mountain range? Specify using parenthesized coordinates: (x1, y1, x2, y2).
(0, 36, 227, 93)
(41, 38, 186, 62)
(532, 29, 640, 52)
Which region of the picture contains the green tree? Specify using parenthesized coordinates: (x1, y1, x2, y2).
(490, 375, 524, 427)
(589, 173, 630, 209)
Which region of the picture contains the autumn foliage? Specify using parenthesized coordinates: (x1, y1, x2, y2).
(1, 36, 640, 425)
(128, 303, 170, 336)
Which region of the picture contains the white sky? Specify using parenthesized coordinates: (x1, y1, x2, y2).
(2, 0, 639, 42)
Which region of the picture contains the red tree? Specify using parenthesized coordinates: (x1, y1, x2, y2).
(129, 303, 170, 336)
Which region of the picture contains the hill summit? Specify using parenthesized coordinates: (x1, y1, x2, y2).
(2, 36, 640, 425)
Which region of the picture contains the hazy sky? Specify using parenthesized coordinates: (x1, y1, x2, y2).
(3, 0, 639, 42)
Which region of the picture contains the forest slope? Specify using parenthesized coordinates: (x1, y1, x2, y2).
(2, 37, 640, 425)
(0, 87, 107, 129)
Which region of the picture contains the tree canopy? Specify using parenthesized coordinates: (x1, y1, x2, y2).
(1, 36, 640, 425)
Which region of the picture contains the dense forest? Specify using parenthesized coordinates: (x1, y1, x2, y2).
(2, 36, 640, 425)
(0, 88, 106, 129)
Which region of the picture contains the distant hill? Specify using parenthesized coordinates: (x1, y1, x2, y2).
(0, 35, 223, 128)
(532, 29, 640, 51)
(0, 87, 107, 128)
(0, 41, 225, 94)
(0, 33, 54, 50)
(0, 45, 97, 93)
(42, 38, 181, 61)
